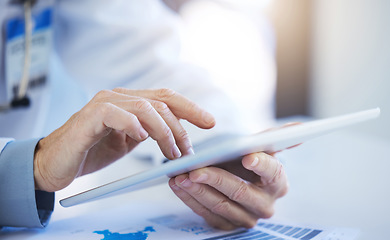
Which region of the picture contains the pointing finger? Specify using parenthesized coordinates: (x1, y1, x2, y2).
(113, 88, 216, 129)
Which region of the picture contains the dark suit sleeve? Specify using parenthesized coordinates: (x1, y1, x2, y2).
(0, 139, 54, 228)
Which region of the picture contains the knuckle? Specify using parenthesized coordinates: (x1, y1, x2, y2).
(175, 190, 192, 202)
(212, 174, 224, 188)
(277, 176, 289, 198)
(153, 101, 170, 114)
(112, 87, 127, 94)
(275, 162, 283, 178)
(154, 125, 173, 143)
(95, 102, 112, 117)
(212, 221, 236, 231)
(192, 185, 207, 198)
(269, 161, 284, 184)
(211, 200, 230, 215)
(253, 201, 275, 219)
(251, 196, 275, 219)
(261, 207, 275, 219)
(230, 181, 249, 202)
(192, 206, 211, 219)
(95, 89, 114, 99)
(134, 99, 153, 113)
(218, 224, 237, 231)
(183, 100, 198, 112)
(176, 129, 190, 141)
(279, 183, 289, 198)
(122, 115, 138, 131)
(161, 126, 173, 140)
(86, 103, 114, 136)
(276, 163, 284, 180)
(241, 218, 258, 229)
(155, 88, 176, 100)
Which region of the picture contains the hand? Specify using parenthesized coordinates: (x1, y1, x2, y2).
(33, 88, 215, 192)
(169, 152, 288, 230)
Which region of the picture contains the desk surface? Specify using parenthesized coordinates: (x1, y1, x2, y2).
(1, 129, 389, 240)
(274, 130, 390, 240)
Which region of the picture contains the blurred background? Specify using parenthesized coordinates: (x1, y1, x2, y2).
(163, 0, 390, 140)
(271, 0, 389, 140)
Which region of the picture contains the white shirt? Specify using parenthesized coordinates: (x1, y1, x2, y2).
(0, 0, 276, 154)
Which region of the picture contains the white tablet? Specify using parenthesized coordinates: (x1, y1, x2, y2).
(60, 108, 380, 207)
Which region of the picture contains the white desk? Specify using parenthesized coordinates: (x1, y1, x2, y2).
(273, 130, 390, 240)
(1, 129, 389, 239)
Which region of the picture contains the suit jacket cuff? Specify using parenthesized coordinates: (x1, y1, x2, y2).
(0, 139, 54, 228)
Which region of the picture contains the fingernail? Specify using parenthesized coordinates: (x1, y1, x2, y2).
(203, 112, 215, 125)
(195, 173, 208, 182)
(139, 128, 149, 140)
(171, 183, 181, 191)
(186, 146, 195, 156)
(251, 157, 259, 167)
(179, 177, 192, 188)
(172, 145, 182, 158)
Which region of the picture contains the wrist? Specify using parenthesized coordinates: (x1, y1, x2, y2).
(33, 137, 58, 192)
(33, 138, 46, 191)
(32, 130, 83, 192)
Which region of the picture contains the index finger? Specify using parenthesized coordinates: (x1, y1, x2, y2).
(113, 88, 216, 129)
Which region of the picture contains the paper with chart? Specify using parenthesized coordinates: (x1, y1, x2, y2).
(0, 189, 360, 240)
(0, 213, 359, 240)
